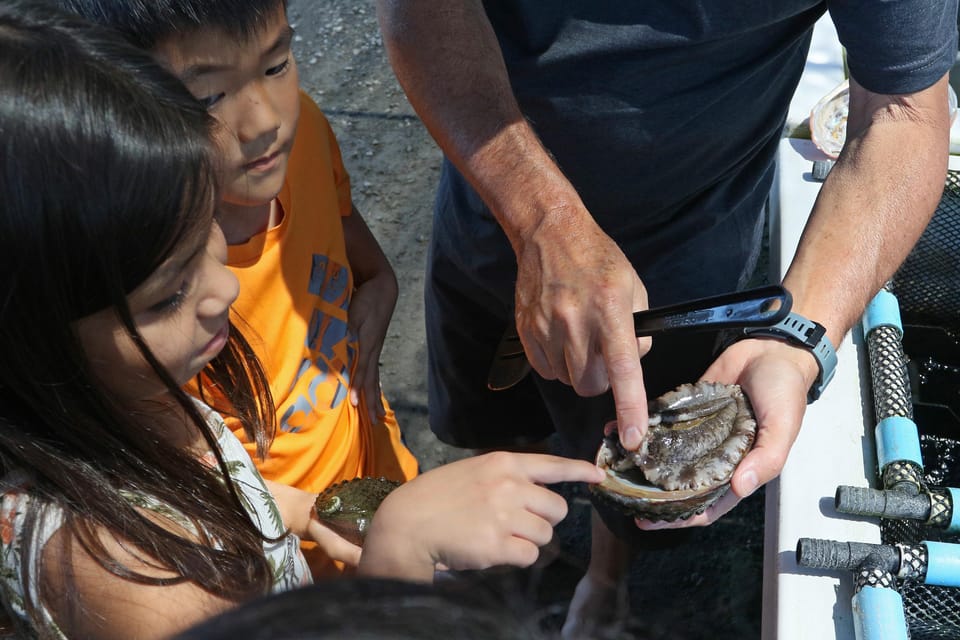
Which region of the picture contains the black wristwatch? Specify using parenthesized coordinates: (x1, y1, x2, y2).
(732, 312, 837, 403)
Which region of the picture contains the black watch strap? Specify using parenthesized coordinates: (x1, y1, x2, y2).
(736, 312, 838, 403)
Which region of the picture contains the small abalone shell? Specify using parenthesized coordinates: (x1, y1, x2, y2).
(592, 381, 756, 522)
(314, 476, 402, 545)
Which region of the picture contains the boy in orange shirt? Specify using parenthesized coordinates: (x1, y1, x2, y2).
(57, 0, 418, 574)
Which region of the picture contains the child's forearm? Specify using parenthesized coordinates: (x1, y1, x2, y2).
(357, 525, 436, 582)
(263, 479, 314, 537)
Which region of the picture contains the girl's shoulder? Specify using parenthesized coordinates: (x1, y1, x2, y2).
(0, 471, 68, 639)
(190, 401, 312, 591)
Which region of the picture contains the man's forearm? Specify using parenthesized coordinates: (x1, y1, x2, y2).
(376, 0, 587, 251)
(783, 74, 951, 345)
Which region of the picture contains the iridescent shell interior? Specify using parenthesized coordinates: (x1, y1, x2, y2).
(591, 381, 756, 522)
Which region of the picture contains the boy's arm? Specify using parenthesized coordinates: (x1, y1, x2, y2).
(342, 205, 398, 420)
(342, 205, 396, 290)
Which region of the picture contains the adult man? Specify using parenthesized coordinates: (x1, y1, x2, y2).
(377, 1, 958, 634)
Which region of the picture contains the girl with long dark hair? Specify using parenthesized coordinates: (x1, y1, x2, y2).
(0, 3, 604, 637)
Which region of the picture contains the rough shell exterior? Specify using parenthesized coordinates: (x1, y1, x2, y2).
(314, 476, 402, 545)
(591, 381, 756, 522)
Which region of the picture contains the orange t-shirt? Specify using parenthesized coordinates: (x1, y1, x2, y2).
(223, 93, 419, 570)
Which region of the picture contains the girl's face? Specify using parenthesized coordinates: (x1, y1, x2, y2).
(74, 222, 239, 406)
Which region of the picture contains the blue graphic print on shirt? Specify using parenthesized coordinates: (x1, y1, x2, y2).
(279, 253, 354, 433)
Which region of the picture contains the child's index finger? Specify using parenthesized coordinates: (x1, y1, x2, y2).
(519, 454, 606, 485)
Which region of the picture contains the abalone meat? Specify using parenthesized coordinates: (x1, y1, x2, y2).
(592, 381, 756, 522)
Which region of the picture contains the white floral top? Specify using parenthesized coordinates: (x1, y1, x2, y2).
(0, 402, 311, 638)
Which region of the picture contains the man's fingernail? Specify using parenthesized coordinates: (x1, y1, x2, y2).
(622, 427, 642, 450)
(740, 470, 759, 497)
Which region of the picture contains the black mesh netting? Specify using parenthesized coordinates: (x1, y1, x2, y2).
(891, 170, 960, 338)
(878, 170, 960, 639)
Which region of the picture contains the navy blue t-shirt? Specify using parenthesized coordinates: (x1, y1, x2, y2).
(435, 0, 958, 307)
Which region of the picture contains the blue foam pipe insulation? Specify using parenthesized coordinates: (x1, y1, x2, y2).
(852, 585, 909, 640)
(862, 289, 902, 337)
(924, 541, 960, 587)
(874, 416, 922, 470)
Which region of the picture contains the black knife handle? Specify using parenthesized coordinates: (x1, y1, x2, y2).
(633, 285, 792, 336)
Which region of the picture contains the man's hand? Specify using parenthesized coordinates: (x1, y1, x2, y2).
(514, 207, 652, 450)
(635, 338, 815, 528)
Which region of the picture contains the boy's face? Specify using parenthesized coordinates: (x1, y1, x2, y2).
(153, 5, 301, 210)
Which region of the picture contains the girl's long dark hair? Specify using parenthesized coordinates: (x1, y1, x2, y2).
(0, 0, 277, 627)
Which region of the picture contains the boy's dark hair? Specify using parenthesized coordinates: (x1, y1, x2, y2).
(54, 0, 287, 50)
(0, 0, 277, 631)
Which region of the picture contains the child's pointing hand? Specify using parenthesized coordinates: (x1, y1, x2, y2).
(357, 452, 605, 582)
